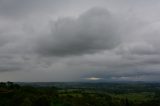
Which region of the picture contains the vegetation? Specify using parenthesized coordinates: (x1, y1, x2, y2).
(0, 82, 160, 106)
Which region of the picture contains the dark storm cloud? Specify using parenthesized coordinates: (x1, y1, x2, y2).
(36, 8, 121, 56)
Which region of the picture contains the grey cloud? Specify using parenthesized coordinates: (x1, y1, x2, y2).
(0, 0, 69, 19)
(0, 58, 23, 72)
(0, 29, 16, 47)
(0, 65, 21, 72)
(1, 0, 160, 82)
(115, 42, 159, 56)
(36, 8, 121, 56)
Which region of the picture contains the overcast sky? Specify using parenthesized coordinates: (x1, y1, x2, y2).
(0, 0, 160, 82)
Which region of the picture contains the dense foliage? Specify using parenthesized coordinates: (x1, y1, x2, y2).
(0, 82, 160, 106)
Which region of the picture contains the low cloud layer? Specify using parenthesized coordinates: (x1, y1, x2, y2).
(0, 0, 160, 82)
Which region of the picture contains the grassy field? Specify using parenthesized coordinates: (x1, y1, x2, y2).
(112, 92, 155, 102)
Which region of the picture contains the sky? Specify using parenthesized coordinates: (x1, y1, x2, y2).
(0, 0, 160, 82)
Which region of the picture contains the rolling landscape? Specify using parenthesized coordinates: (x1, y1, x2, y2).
(0, 82, 160, 106)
